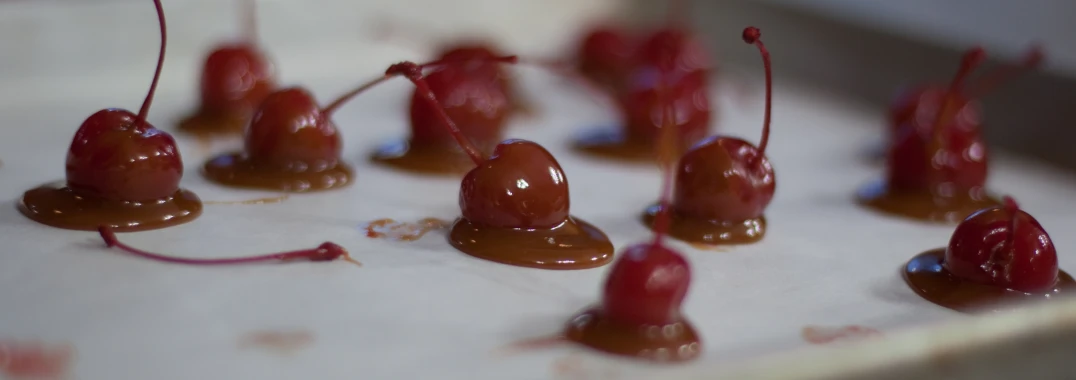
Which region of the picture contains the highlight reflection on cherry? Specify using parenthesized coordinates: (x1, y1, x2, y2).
(19, 0, 202, 232)
(904, 197, 1074, 312)
(641, 26, 775, 245)
(178, 0, 276, 136)
(379, 61, 613, 269)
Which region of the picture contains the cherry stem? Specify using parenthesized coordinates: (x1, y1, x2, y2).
(241, 0, 258, 44)
(651, 78, 678, 247)
(968, 46, 1043, 99)
(384, 56, 519, 166)
(1002, 196, 1020, 253)
(135, 0, 166, 129)
(97, 226, 359, 266)
(742, 26, 772, 156)
(320, 55, 518, 117)
(926, 48, 986, 168)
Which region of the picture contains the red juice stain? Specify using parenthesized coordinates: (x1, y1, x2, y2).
(363, 218, 450, 241)
(239, 330, 314, 354)
(802, 325, 882, 345)
(0, 340, 74, 380)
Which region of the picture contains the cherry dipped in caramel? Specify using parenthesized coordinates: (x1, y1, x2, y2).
(566, 101, 700, 361)
(19, 0, 202, 232)
(903, 197, 1074, 312)
(178, 0, 276, 136)
(640, 27, 775, 245)
(859, 48, 1007, 223)
(370, 52, 517, 175)
(384, 61, 614, 269)
(576, 25, 637, 95)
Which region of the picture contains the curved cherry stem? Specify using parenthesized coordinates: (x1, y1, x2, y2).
(1002, 196, 1019, 254)
(651, 78, 678, 247)
(98, 226, 360, 266)
(742, 26, 772, 156)
(320, 55, 518, 116)
(384, 56, 519, 166)
(241, 0, 258, 44)
(135, 0, 166, 129)
(926, 48, 985, 175)
(967, 46, 1043, 99)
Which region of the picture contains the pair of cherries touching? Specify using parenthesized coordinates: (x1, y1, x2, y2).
(904, 196, 1073, 312)
(564, 26, 774, 362)
(572, 0, 713, 163)
(859, 46, 1043, 223)
(19, 0, 354, 266)
(179, 0, 276, 136)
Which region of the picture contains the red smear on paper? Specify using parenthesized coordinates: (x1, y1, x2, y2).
(239, 330, 314, 354)
(363, 218, 450, 241)
(0, 340, 75, 380)
(802, 325, 882, 344)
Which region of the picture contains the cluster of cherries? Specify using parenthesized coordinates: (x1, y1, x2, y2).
(13, 0, 1072, 363)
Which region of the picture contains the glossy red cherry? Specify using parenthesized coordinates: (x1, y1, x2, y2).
(245, 87, 342, 167)
(459, 139, 568, 229)
(631, 27, 710, 83)
(66, 109, 183, 201)
(945, 197, 1058, 293)
(672, 27, 774, 222)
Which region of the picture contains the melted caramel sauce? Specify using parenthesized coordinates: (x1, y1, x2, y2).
(448, 216, 614, 270)
(19, 182, 202, 232)
(857, 181, 1000, 223)
(368, 140, 476, 175)
(203, 153, 353, 192)
(203, 195, 289, 205)
(565, 307, 701, 362)
(178, 109, 248, 136)
(903, 248, 1075, 312)
(364, 218, 450, 241)
(641, 204, 766, 245)
(572, 128, 659, 163)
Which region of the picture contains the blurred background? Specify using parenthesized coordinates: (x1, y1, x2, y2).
(1, 0, 1073, 168)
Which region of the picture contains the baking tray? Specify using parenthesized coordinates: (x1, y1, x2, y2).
(3, 1, 1076, 379)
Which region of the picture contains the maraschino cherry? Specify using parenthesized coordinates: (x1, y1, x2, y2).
(576, 25, 637, 94)
(381, 61, 614, 269)
(565, 90, 700, 361)
(859, 48, 1013, 223)
(204, 56, 518, 191)
(178, 0, 276, 136)
(97, 226, 358, 266)
(19, 0, 202, 232)
(639, 27, 774, 245)
(370, 48, 518, 175)
(904, 197, 1074, 312)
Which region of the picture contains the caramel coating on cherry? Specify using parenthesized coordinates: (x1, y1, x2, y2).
(459, 139, 568, 229)
(66, 109, 183, 201)
(946, 200, 1058, 293)
(246, 87, 342, 166)
(620, 71, 711, 144)
(577, 26, 636, 91)
(633, 28, 710, 78)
